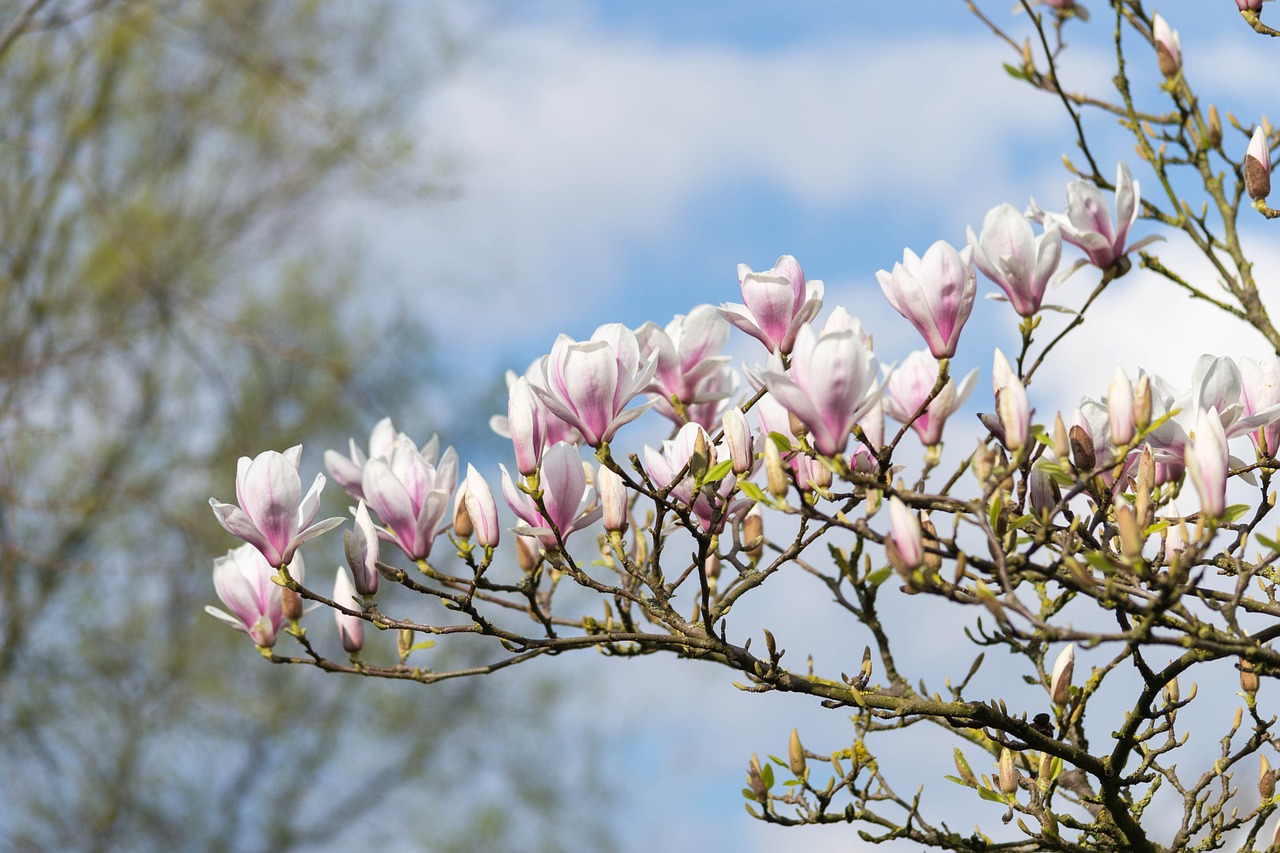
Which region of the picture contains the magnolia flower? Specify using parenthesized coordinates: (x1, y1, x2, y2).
(1240, 355, 1280, 456)
(210, 445, 344, 567)
(1246, 126, 1272, 202)
(877, 240, 976, 359)
(205, 545, 306, 647)
(759, 309, 880, 456)
(643, 423, 744, 531)
(993, 350, 1030, 451)
(1037, 163, 1160, 271)
(636, 305, 733, 425)
(343, 500, 379, 596)
(362, 435, 458, 560)
(324, 418, 399, 501)
(598, 463, 628, 533)
(333, 567, 364, 654)
(464, 465, 500, 548)
(719, 255, 824, 355)
(1050, 643, 1075, 706)
(532, 324, 657, 447)
(500, 442, 600, 549)
(887, 497, 924, 570)
(1152, 13, 1181, 78)
(1108, 367, 1136, 446)
(1185, 407, 1229, 517)
(967, 203, 1062, 316)
(504, 378, 547, 477)
(722, 406, 755, 475)
(882, 351, 978, 447)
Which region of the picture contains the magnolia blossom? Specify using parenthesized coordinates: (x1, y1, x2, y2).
(1152, 13, 1181, 78)
(205, 545, 306, 647)
(501, 442, 601, 549)
(877, 240, 976, 359)
(1246, 126, 1272, 202)
(1036, 163, 1160, 271)
(343, 500, 379, 596)
(719, 255, 824, 355)
(1050, 643, 1075, 706)
(882, 351, 978, 447)
(993, 350, 1030, 451)
(1185, 407, 1229, 517)
(636, 305, 733, 425)
(598, 463, 628, 533)
(887, 497, 924, 570)
(324, 418, 399, 501)
(210, 445, 344, 567)
(967, 203, 1062, 316)
(333, 567, 364, 654)
(463, 465, 501, 548)
(644, 423, 749, 530)
(1240, 355, 1280, 456)
(362, 435, 458, 560)
(491, 362, 583, 468)
(1237, 0, 1264, 11)
(722, 406, 754, 475)
(532, 324, 657, 447)
(759, 308, 880, 456)
(1108, 367, 1136, 446)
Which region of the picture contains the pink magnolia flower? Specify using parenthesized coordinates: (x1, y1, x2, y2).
(1152, 13, 1181, 78)
(721, 406, 755, 475)
(759, 308, 880, 456)
(993, 350, 1030, 451)
(643, 423, 745, 531)
(1037, 163, 1161, 271)
(1237, 0, 1264, 11)
(598, 463, 628, 533)
(532, 324, 657, 447)
(1240, 355, 1280, 456)
(324, 418, 399, 501)
(967, 203, 1062, 316)
(882, 351, 978, 447)
(333, 567, 364, 654)
(210, 445, 343, 567)
(491, 363, 583, 461)
(500, 442, 601, 549)
(877, 241, 976, 359)
(343, 500, 379, 597)
(719, 255, 824, 355)
(887, 497, 924, 570)
(636, 305, 733, 425)
(205, 545, 306, 647)
(361, 435, 458, 560)
(463, 465, 501, 548)
(1185, 407, 1229, 517)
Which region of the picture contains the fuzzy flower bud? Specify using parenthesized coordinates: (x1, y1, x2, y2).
(789, 729, 807, 777)
(998, 748, 1018, 795)
(743, 504, 764, 563)
(722, 406, 754, 475)
(993, 350, 1030, 452)
(1152, 13, 1181, 78)
(764, 438, 788, 498)
(887, 496, 924, 570)
(1246, 126, 1272, 202)
(598, 463, 629, 533)
(1108, 367, 1135, 446)
(1050, 642, 1075, 706)
(1262, 755, 1275, 801)
(333, 567, 364, 653)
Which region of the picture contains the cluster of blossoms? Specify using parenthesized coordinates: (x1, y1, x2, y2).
(205, 157, 1278, 662)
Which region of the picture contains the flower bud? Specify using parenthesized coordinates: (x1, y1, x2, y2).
(789, 729, 807, 777)
(993, 350, 1030, 451)
(1028, 466, 1059, 520)
(464, 465, 501, 548)
(1262, 754, 1275, 801)
(953, 749, 978, 787)
(888, 496, 924, 570)
(1152, 13, 1181, 78)
(998, 747, 1018, 795)
(1246, 125, 1272, 202)
(722, 406, 754, 475)
(1135, 446, 1155, 527)
(764, 439, 788, 498)
(1116, 504, 1144, 560)
(1238, 0, 1264, 11)
(282, 587, 304, 622)
(515, 534, 540, 572)
(598, 463, 629, 533)
(747, 754, 769, 802)
(1185, 407, 1228, 518)
(1069, 425, 1096, 473)
(972, 441, 997, 486)
(1207, 105, 1223, 149)
(344, 500, 380, 597)
(1163, 675, 1180, 705)
(1108, 367, 1135, 446)
(1050, 642, 1075, 706)
(690, 429, 710, 483)
(743, 504, 764, 563)
(1053, 413, 1071, 462)
(1241, 658, 1260, 697)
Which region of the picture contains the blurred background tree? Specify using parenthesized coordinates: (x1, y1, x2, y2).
(0, 2, 612, 850)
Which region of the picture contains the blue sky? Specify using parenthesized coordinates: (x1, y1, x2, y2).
(328, 2, 1280, 850)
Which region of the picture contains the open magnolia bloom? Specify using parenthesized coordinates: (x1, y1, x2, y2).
(1031, 162, 1162, 274)
(206, 546, 307, 648)
(719, 254, 824, 355)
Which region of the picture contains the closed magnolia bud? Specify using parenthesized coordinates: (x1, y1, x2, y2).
(1116, 504, 1144, 560)
(972, 441, 996, 484)
(516, 534, 540, 572)
(1241, 658, 1260, 696)
(282, 587, 304, 622)
(1028, 466, 1059, 519)
(598, 464, 628, 533)
(788, 410, 809, 443)
(1135, 447, 1155, 527)
(1053, 413, 1071, 462)
(919, 516, 943, 572)
(1246, 126, 1272, 201)
(748, 753, 769, 802)
(464, 465, 501, 548)
(690, 429, 710, 484)
(1152, 13, 1181, 79)
(993, 350, 1030, 452)
(452, 482, 474, 540)
(1262, 755, 1275, 801)
(1133, 374, 1152, 432)
(1050, 642, 1075, 706)
(1164, 675, 1180, 705)
(999, 747, 1018, 795)
(1207, 104, 1222, 149)
(789, 728, 807, 777)
(722, 406, 754, 475)
(1108, 367, 1135, 446)
(1069, 424, 1096, 473)
(743, 504, 764, 563)
(705, 552, 721, 584)
(888, 496, 924, 570)
(333, 567, 364, 654)
(764, 439, 788, 498)
(954, 749, 978, 787)
(398, 628, 414, 661)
